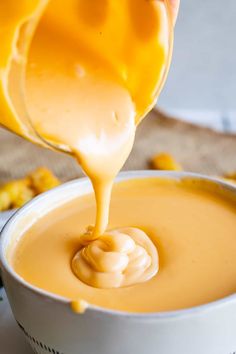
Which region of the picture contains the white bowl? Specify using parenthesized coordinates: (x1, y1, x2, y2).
(0, 210, 16, 232)
(0, 171, 236, 354)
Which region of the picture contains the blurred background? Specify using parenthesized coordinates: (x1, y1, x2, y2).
(158, 0, 236, 132)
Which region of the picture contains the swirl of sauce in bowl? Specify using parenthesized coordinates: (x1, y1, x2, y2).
(72, 227, 158, 288)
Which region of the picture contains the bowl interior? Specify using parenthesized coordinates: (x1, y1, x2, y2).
(1, 170, 236, 318)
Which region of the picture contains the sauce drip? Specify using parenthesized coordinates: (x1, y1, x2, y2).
(22, 0, 171, 288)
(72, 227, 158, 288)
(0, 0, 171, 293)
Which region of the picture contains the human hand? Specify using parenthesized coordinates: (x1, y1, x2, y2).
(167, 0, 180, 25)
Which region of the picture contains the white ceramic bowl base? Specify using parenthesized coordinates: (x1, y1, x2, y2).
(1, 171, 236, 354)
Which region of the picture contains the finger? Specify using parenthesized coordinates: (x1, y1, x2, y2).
(167, 0, 180, 26)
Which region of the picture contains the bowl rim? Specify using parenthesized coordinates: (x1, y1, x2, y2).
(1, 170, 236, 320)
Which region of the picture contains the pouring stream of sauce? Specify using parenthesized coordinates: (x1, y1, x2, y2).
(1, 0, 172, 292)
(22, 0, 172, 290)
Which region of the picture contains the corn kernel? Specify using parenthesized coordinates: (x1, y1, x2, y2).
(29, 167, 60, 194)
(224, 172, 236, 181)
(0, 190, 11, 212)
(150, 153, 182, 171)
(0, 179, 34, 211)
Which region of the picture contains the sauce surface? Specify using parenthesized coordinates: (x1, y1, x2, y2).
(12, 178, 236, 313)
(19, 0, 170, 289)
(23, 0, 170, 240)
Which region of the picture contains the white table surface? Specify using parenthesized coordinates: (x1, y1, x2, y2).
(0, 211, 32, 353)
(0, 289, 33, 354)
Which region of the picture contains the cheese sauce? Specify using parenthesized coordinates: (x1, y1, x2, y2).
(21, 0, 170, 289)
(12, 178, 236, 313)
(2, 1, 173, 299)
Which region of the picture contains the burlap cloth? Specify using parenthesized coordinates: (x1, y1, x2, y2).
(0, 109, 236, 184)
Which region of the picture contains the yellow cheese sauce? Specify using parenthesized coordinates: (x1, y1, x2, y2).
(72, 227, 158, 289)
(11, 178, 236, 313)
(0, 0, 171, 291)
(23, 0, 170, 243)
